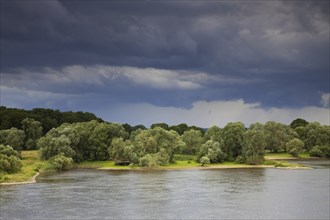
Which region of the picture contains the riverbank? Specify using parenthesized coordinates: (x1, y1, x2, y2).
(0, 150, 56, 185)
(0, 172, 40, 185)
(0, 151, 317, 185)
(77, 159, 309, 171)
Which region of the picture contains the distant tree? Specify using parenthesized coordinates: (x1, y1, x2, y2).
(286, 138, 304, 157)
(197, 140, 225, 163)
(109, 138, 137, 164)
(151, 123, 169, 130)
(0, 106, 102, 134)
(50, 153, 74, 171)
(181, 129, 203, 155)
(222, 122, 245, 160)
(200, 156, 210, 166)
(263, 121, 293, 153)
(203, 125, 222, 143)
(0, 128, 25, 152)
(133, 127, 185, 164)
(169, 123, 189, 135)
(133, 124, 147, 130)
(138, 154, 159, 167)
(249, 122, 264, 132)
(188, 125, 205, 136)
(22, 118, 43, 150)
(303, 123, 330, 150)
(290, 118, 309, 129)
(309, 145, 330, 158)
(122, 123, 133, 135)
(242, 130, 266, 164)
(38, 130, 76, 160)
(89, 122, 128, 161)
(0, 145, 22, 173)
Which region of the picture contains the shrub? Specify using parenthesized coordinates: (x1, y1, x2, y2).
(235, 156, 245, 164)
(138, 154, 159, 167)
(0, 145, 22, 173)
(309, 146, 330, 158)
(286, 138, 304, 157)
(200, 156, 210, 166)
(50, 153, 74, 171)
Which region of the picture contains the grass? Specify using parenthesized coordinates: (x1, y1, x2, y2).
(0, 150, 56, 184)
(76, 161, 133, 169)
(1, 152, 311, 183)
(265, 152, 312, 160)
(173, 154, 197, 161)
(263, 159, 306, 168)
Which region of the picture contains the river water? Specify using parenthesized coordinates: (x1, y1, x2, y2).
(1, 160, 329, 220)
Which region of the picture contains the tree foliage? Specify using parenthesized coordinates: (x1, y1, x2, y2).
(197, 140, 225, 163)
(181, 129, 203, 155)
(0, 145, 22, 173)
(263, 121, 295, 153)
(242, 130, 266, 164)
(309, 145, 330, 158)
(0, 128, 25, 151)
(50, 153, 74, 171)
(0, 106, 102, 134)
(38, 120, 127, 162)
(221, 122, 245, 160)
(286, 138, 304, 157)
(290, 118, 309, 129)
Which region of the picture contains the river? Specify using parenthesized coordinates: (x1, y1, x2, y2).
(1, 160, 329, 219)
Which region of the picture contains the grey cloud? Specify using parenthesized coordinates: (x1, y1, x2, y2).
(1, 0, 329, 111)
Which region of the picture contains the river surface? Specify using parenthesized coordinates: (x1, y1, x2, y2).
(1, 160, 329, 220)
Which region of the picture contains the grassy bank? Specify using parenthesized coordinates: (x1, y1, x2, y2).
(1, 152, 311, 184)
(0, 150, 56, 184)
(265, 152, 312, 160)
(76, 157, 307, 170)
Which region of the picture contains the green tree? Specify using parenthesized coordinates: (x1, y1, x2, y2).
(286, 138, 304, 157)
(109, 138, 137, 164)
(263, 121, 293, 153)
(290, 118, 309, 129)
(138, 154, 159, 167)
(169, 123, 189, 135)
(197, 140, 225, 163)
(22, 118, 43, 150)
(0, 145, 22, 173)
(151, 123, 169, 130)
(181, 129, 203, 155)
(222, 122, 245, 160)
(133, 127, 185, 164)
(38, 130, 76, 160)
(200, 156, 210, 166)
(50, 153, 74, 170)
(309, 145, 330, 158)
(203, 125, 222, 143)
(0, 128, 26, 152)
(242, 130, 266, 164)
(88, 122, 128, 161)
(303, 123, 330, 150)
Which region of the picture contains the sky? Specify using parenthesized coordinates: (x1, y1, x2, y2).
(1, 0, 329, 127)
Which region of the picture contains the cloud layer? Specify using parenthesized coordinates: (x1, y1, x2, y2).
(104, 100, 330, 127)
(1, 1, 329, 126)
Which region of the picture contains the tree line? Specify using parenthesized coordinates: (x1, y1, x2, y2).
(0, 106, 103, 134)
(0, 107, 329, 174)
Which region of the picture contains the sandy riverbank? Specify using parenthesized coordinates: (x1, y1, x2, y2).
(0, 172, 40, 186)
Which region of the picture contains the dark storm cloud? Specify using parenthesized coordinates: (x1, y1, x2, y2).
(1, 0, 329, 114)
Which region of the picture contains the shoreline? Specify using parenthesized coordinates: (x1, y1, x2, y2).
(97, 164, 311, 171)
(0, 172, 40, 186)
(1, 158, 321, 185)
(98, 165, 274, 171)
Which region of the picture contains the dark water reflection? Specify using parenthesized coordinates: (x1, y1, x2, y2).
(1, 163, 329, 219)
